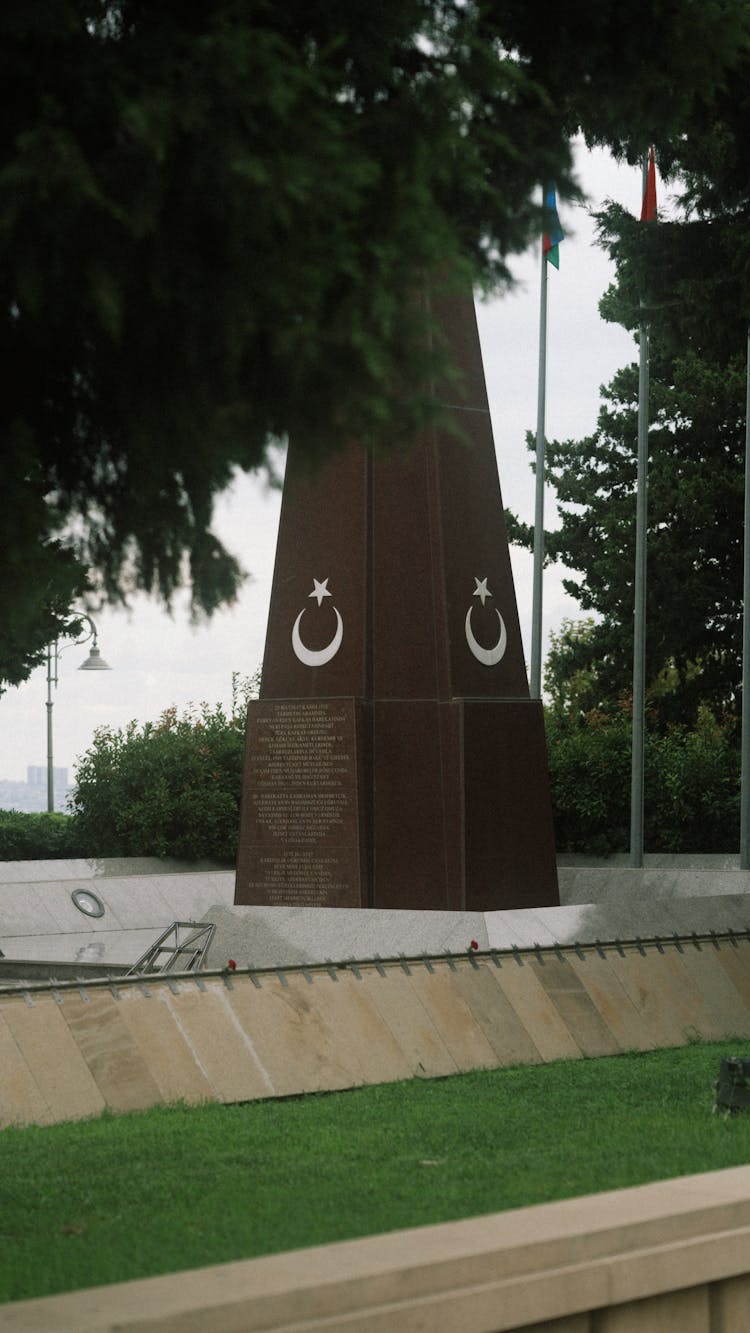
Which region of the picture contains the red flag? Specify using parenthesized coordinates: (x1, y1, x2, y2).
(640, 147, 657, 222)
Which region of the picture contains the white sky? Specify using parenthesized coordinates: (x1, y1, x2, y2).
(0, 140, 650, 782)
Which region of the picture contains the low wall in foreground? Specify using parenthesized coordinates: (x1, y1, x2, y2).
(2, 931, 750, 1129)
(4, 1165, 750, 1331)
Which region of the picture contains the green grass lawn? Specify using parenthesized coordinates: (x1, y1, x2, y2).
(3, 1040, 750, 1304)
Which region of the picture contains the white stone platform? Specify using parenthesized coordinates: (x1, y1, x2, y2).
(1, 854, 749, 974)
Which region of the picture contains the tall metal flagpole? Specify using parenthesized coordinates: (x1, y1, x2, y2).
(629, 150, 654, 868)
(530, 186, 561, 697)
(629, 312, 649, 866)
(530, 237, 548, 699)
(740, 327, 750, 867)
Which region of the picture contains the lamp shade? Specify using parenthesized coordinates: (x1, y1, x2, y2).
(78, 645, 112, 671)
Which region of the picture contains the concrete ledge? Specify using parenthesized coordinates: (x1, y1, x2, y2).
(557, 865, 750, 903)
(0, 959, 131, 982)
(557, 854, 746, 870)
(4, 1166, 750, 1330)
(0, 858, 226, 883)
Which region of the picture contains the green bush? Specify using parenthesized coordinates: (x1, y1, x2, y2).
(545, 704, 740, 854)
(545, 709, 632, 854)
(68, 678, 256, 863)
(0, 809, 88, 860)
(53, 678, 743, 864)
(645, 706, 740, 852)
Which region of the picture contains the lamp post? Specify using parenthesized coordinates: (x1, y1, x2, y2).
(46, 613, 112, 812)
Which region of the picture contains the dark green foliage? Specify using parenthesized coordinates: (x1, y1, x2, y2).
(647, 707, 741, 853)
(69, 677, 256, 862)
(506, 22, 750, 731)
(0, 464, 90, 690)
(0, 0, 572, 687)
(1, 1042, 748, 1303)
(546, 704, 740, 854)
(545, 707, 633, 854)
(595, 65, 750, 364)
(0, 810, 87, 860)
(506, 0, 750, 168)
(542, 618, 609, 721)
(3, 1, 748, 689)
(61, 667, 740, 859)
(509, 347, 748, 728)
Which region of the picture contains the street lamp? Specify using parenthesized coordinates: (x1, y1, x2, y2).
(46, 613, 112, 812)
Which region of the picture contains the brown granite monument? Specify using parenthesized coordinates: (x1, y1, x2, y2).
(235, 282, 559, 911)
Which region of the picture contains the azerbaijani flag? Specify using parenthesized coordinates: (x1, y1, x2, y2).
(543, 184, 564, 268)
(640, 147, 657, 222)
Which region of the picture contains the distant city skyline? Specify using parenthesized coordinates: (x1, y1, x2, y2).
(0, 766, 72, 814)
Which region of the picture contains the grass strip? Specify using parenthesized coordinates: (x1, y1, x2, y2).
(2, 1040, 750, 1303)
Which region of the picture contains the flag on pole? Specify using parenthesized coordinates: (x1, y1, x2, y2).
(640, 147, 657, 222)
(542, 184, 564, 268)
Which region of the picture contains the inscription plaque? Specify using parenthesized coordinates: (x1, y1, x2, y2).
(236, 698, 365, 908)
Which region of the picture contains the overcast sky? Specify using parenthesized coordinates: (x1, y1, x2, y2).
(0, 139, 651, 783)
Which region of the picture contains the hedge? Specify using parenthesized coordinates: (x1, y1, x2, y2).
(2, 698, 741, 863)
(0, 810, 88, 861)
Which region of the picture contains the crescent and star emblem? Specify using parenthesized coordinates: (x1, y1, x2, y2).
(292, 577, 343, 667)
(465, 576, 507, 666)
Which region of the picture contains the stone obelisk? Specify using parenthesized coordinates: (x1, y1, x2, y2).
(235, 283, 559, 911)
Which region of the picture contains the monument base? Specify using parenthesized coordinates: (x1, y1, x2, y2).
(234, 697, 558, 911)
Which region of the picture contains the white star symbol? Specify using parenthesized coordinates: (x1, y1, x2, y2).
(473, 577, 491, 605)
(309, 578, 332, 606)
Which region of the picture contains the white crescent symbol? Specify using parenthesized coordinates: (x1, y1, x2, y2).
(465, 606, 507, 666)
(292, 607, 343, 667)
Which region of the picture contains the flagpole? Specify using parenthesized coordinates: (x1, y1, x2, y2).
(530, 234, 548, 699)
(629, 315, 648, 866)
(629, 151, 651, 868)
(740, 326, 750, 868)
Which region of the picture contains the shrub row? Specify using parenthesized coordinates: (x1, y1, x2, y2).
(0, 809, 88, 861)
(68, 700, 246, 864)
(546, 705, 740, 854)
(1, 700, 742, 861)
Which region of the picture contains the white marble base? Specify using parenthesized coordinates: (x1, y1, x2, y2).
(2, 857, 750, 973)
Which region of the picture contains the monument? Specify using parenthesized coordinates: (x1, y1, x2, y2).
(235, 281, 559, 911)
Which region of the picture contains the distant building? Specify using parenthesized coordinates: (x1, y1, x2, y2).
(0, 767, 73, 813)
